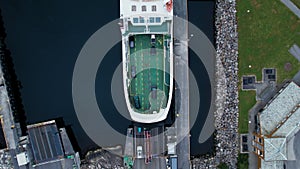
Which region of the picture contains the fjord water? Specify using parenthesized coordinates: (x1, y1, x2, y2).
(0, 0, 215, 155)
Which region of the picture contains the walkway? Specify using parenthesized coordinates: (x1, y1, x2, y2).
(289, 44, 300, 62)
(281, 0, 300, 18)
(293, 70, 300, 86)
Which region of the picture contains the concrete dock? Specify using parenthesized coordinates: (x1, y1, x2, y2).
(0, 19, 24, 168)
(173, 0, 191, 168)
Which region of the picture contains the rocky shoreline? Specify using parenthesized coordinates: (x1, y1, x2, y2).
(191, 0, 239, 168)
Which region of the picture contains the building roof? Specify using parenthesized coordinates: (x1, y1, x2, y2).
(27, 120, 64, 164)
(264, 138, 287, 161)
(260, 82, 300, 135)
(60, 128, 75, 155)
(258, 82, 300, 169)
(16, 152, 29, 166)
(272, 107, 300, 138)
(34, 158, 75, 169)
(261, 160, 284, 169)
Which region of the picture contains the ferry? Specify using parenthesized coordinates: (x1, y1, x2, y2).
(120, 0, 173, 123)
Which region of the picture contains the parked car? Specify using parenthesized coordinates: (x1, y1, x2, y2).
(150, 46, 156, 55)
(137, 146, 143, 158)
(129, 36, 135, 48)
(151, 34, 156, 45)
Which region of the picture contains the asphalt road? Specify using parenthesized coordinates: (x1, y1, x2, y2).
(134, 158, 166, 169)
(133, 126, 166, 169)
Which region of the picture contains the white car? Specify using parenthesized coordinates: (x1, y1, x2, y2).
(136, 146, 143, 158)
(151, 34, 156, 45)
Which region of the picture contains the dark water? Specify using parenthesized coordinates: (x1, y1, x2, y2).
(188, 1, 215, 155)
(0, 0, 215, 155)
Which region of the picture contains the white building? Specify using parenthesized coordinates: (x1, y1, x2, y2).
(253, 81, 300, 169)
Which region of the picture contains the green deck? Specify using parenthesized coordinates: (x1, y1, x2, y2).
(128, 34, 171, 114)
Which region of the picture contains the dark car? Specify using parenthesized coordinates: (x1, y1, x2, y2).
(150, 46, 156, 55)
(133, 96, 141, 109)
(129, 36, 135, 48)
(151, 85, 157, 99)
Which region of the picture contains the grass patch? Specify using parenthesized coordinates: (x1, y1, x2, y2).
(237, 0, 300, 133)
(237, 0, 300, 82)
(237, 154, 249, 169)
(238, 90, 256, 133)
(217, 163, 229, 169)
